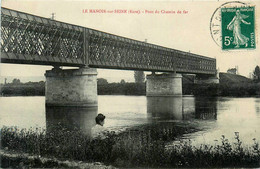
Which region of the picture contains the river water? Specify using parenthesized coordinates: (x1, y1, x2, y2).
(1, 96, 260, 146)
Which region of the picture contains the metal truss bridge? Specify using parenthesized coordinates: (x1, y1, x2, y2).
(1, 7, 216, 75)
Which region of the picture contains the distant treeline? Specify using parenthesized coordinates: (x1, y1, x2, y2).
(98, 82, 146, 95)
(98, 82, 260, 96)
(0, 81, 45, 96)
(183, 83, 260, 97)
(1, 75, 260, 97)
(182, 73, 260, 97)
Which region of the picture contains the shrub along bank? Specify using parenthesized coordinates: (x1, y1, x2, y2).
(1, 126, 260, 168)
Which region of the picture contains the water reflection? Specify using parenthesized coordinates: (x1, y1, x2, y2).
(1, 96, 260, 146)
(147, 96, 184, 121)
(45, 106, 97, 135)
(194, 97, 217, 120)
(147, 96, 217, 121)
(255, 99, 260, 114)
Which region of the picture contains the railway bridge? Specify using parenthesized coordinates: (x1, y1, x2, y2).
(1, 7, 218, 107)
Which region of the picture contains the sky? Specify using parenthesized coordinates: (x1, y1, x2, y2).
(1, 0, 259, 82)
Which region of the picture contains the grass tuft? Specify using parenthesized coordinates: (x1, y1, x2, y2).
(1, 126, 260, 168)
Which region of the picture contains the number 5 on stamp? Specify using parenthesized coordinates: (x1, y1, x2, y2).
(221, 7, 255, 50)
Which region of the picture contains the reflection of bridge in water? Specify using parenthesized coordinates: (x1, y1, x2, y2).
(46, 107, 97, 135)
(45, 97, 217, 134)
(147, 97, 217, 121)
(194, 97, 217, 120)
(1, 7, 219, 107)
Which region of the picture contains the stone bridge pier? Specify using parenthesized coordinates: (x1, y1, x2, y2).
(146, 73, 182, 96)
(45, 67, 98, 107)
(146, 72, 219, 96)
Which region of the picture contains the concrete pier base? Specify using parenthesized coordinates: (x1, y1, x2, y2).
(146, 73, 182, 96)
(45, 67, 98, 107)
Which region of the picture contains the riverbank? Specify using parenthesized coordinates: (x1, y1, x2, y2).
(0, 150, 115, 169)
(1, 124, 260, 168)
(0, 81, 45, 96)
(1, 123, 197, 168)
(1, 73, 259, 97)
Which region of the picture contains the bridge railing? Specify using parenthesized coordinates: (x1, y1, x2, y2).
(1, 7, 85, 66)
(88, 29, 216, 74)
(1, 7, 216, 74)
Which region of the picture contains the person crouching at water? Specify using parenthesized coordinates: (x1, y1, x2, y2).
(91, 114, 107, 139)
(91, 114, 114, 161)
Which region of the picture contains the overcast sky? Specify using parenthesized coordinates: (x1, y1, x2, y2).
(1, 0, 259, 82)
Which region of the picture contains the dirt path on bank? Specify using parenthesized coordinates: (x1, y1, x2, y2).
(0, 150, 116, 169)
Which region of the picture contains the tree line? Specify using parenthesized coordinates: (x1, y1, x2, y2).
(0, 80, 45, 96)
(1, 66, 259, 96)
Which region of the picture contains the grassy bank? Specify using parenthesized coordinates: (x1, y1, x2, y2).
(1, 125, 260, 168)
(0, 150, 115, 169)
(1, 154, 68, 168)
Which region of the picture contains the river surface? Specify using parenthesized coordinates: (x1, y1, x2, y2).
(1, 96, 260, 146)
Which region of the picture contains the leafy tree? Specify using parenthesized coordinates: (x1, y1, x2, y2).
(253, 65, 260, 81)
(120, 79, 126, 84)
(134, 71, 145, 83)
(12, 78, 21, 84)
(97, 78, 108, 85)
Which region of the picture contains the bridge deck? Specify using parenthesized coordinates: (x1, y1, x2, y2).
(1, 7, 216, 74)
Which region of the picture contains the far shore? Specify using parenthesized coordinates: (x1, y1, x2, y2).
(1, 73, 260, 97)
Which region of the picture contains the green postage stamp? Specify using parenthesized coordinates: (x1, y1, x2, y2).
(221, 7, 255, 50)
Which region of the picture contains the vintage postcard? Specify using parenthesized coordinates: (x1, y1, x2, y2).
(0, 0, 260, 168)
